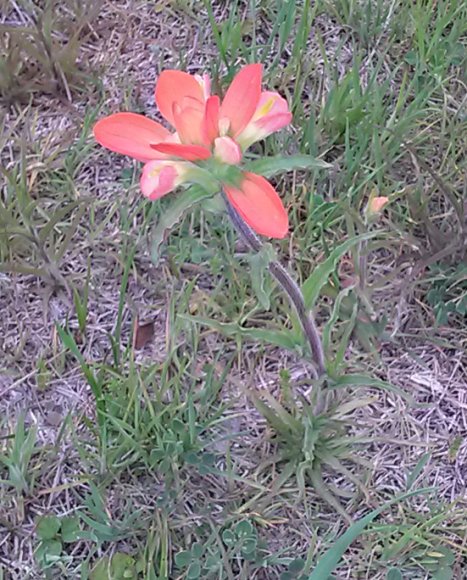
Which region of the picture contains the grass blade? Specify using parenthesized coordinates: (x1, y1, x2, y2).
(308, 488, 434, 579)
(327, 373, 411, 402)
(302, 233, 379, 310)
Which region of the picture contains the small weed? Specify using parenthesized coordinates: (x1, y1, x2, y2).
(89, 552, 141, 580)
(0, 414, 38, 496)
(1, 0, 103, 102)
(34, 514, 82, 574)
(425, 263, 467, 325)
(0, 110, 98, 289)
(2, 0, 467, 578)
(367, 499, 467, 578)
(250, 386, 375, 522)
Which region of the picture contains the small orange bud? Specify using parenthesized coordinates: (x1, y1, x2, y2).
(368, 196, 389, 214)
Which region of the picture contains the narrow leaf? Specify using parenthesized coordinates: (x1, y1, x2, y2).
(406, 453, 430, 490)
(309, 469, 351, 523)
(56, 324, 100, 398)
(244, 393, 290, 434)
(244, 155, 332, 178)
(150, 185, 215, 263)
(246, 242, 276, 310)
(180, 314, 301, 352)
(328, 373, 411, 402)
(55, 203, 87, 261)
(302, 233, 378, 310)
(38, 200, 84, 245)
(387, 569, 403, 580)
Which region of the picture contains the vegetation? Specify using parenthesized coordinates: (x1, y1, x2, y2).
(1, 0, 466, 578)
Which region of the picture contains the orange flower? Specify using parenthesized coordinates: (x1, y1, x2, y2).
(93, 64, 292, 238)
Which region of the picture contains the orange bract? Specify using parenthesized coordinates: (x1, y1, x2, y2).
(150, 142, 212, 161)
(93, 112, 171, 162)
(219, 63, 262, 136)
(224, 173, 289, 238)
(155, 70, 205, 126)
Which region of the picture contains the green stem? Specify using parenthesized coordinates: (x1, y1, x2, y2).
(222, 193, 326, 380)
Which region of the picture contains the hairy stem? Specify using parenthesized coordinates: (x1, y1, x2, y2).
(222, 193, 326, 379)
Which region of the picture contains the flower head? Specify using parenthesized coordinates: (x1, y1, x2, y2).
(93, 64, 292, 238)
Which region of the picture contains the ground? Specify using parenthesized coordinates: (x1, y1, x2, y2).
(1, 1, 466, 579)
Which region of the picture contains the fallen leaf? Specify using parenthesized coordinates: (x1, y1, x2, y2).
(132, 318, 155, 350)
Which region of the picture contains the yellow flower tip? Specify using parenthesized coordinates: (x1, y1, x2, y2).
(256, 97, 276, 118)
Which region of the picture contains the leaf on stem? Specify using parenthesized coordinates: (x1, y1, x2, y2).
(244, 154, 331, 178)
(150, 185, 215, 263)
(246, 242, 276, 310)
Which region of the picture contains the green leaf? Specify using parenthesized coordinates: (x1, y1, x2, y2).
(247, 242, 276, 310)
(191, 543, 204, 559)
(386, 568, 403, 580)
(308, 488, 434, 580)
(448, 435, 463, 462)
(56, 324, 101, 399)
(179, 314, 302, 352)
(35, 539, 62, 566)
(205, 555, 221, 570)
(171, 418, 186, 435)
(90, 553, 136, 580)
(432, 546, 456, 567)
(36, 516, 61, 540)
(302, 233, 378, 309)
(236, 520, 254, 538)
(175, 550, 192, 568)
(201, 195, 225, 213)
(61, 516, 81, 543)
(187, 561, 201, 579)
(38, 200, 85, 245)
(289, 558, 306, 573)
(432, 567, 454, 580)
(247, 393, 296, 434)
(327, 373, 411, 402)
(150, 185, 215, 263)
(222, 529, 235, 546)
(55, 203, 87, 262)
(241, 538, 257, 555)
(406, 453, 430, 490)
(244, 155, 331, 177)
(404, 50, 418, 65)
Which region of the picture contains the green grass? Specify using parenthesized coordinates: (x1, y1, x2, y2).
(1, 0, 466, 578)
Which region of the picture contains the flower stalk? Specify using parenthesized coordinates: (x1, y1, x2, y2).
(222, 192, 326, 382)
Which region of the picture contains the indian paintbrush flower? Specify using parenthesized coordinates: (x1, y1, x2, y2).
(93, 64, 292, 238)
